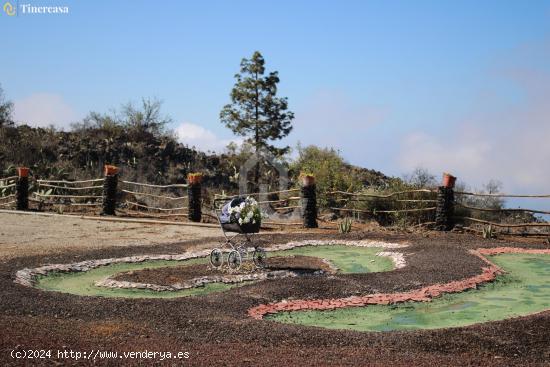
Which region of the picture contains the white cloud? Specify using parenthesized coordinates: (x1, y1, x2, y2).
(175, 122, 241, 153)
(13, 93, 78, 130)
(397, 40, 550, 193)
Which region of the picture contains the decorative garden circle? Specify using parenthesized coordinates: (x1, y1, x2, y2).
(15, 240, 406, 299)
(261, 248, 550, 331)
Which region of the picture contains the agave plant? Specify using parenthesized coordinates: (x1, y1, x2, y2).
(482, 224, 495, 239)
(338, 217, 353, 234)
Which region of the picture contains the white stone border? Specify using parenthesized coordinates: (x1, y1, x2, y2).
(376, 251, 406, 269)
(96, 255, 341, 292)
(268, 239, 407, 252)
(14, 249, 212, 287)
(14, 239, 408, 289)
(95, 270, 301, 292)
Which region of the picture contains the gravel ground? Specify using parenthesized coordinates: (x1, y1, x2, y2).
(0, 215, 549, 366)
(0, 212, 220, 260)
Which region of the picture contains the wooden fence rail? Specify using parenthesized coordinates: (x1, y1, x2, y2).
(121, 180, 188, 189)
(124, 201, 187, 212)
(214, 188, 300, 199)
(0, 176, 18, 182)
(456, 202, 550, 216)
(330, 207, 436, 214)
(33, 193, 102, 199)
(37, 178, 104, 184)
(121, 189, 187, 201)
(116, 209, 189, 218)
(327, 189, 435, 198)
(333, 198, 437, 203)
(456, 191, 550, 198)
(37, 183, 103, 190)
(460, 217, 550, 228)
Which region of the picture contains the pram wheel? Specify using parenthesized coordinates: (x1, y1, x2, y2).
(252, 248, 267, 268)
(227, 250, 242, 270)
(210, 248, 223, 268)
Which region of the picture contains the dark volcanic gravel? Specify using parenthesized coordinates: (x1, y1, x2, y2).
(1, 231, 550, 366)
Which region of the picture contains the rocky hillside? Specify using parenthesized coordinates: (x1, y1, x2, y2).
(0, 124, 393, 191)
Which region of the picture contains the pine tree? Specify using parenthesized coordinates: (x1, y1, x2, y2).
(220, 51, 294, 156)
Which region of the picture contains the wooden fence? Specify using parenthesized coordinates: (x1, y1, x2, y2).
(1, 168, 549, 234)
(0, 176, 17, 208)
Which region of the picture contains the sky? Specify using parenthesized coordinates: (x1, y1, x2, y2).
(2, 0, 550, 200)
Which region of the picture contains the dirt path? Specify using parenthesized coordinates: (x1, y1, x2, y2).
(0, 212, 220, 260)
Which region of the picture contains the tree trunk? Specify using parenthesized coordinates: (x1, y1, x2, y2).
(254, 71, 260, 192)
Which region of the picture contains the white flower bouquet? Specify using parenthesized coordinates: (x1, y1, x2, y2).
(227, 196, 263, 232)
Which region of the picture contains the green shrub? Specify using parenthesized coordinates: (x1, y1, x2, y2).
(338, 217, 353, 233)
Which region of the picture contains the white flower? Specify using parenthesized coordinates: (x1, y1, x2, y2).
(226, 196, 262, 226)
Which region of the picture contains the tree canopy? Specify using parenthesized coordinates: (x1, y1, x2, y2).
(73, 98, 171, 140)
(0, 84, 14, 128)
(220, 51, 294, 157)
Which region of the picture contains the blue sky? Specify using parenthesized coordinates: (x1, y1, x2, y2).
(2, 0, 550, 198)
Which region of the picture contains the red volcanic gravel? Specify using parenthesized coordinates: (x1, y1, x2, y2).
(248, 256, 503, 319)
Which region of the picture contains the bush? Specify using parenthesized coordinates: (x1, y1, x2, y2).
(290, 145, 364, 207)
(349, 180, 437, 226)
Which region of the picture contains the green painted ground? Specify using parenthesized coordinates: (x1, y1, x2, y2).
(35, 245, 393, 298)
(268, 253, 550, 331)
(271, 245, 394, 273)
(35, 258, 234, 298)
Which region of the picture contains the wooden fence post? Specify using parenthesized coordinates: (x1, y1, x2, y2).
(16, 167, 29, 211)
(102, 165, 118, 216)
(301, 174, 318, 228)
(188, 173, 202, 222)
(435, 172, 456, 231)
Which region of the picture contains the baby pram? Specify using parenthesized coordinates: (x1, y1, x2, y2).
(210, 197, 267, 270)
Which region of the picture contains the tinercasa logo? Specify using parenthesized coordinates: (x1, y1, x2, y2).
(3, 1, 16, 16)
(2, 1, 70, 16)
(20, 3, 69, 14)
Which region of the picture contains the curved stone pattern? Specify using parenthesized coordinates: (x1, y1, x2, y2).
(14, 250, 212, 288)
(268, 239, 407, 252)
(247, 247, 550, 320)
(96, 256, 341, 291)
(97, 270, 300, 292)
(375, 251, 406, 269)
(14, 239, 407, 290)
